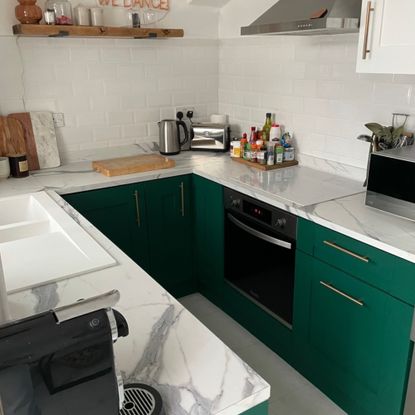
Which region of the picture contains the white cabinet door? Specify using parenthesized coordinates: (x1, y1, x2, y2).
(356, 0, 415, 74)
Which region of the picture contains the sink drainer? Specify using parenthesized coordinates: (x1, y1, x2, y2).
(120, 384, 163, 415)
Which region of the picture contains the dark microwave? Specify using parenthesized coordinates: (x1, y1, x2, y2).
(366, 145, 415, 221)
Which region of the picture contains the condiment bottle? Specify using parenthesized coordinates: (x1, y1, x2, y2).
(250, 144, 258, 163)
(262, 113, 272, 141)
(267, 143, 275, 166)
(270, 123, 281, 142)
(256, 139, 264, 150)
(249, 126, 256, 144)
(240, 136, 248, 159)
(275, 145, 284, 164)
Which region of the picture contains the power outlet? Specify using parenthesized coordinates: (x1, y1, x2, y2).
(175, 107, 195, 119)
(52, 113, 65, 128)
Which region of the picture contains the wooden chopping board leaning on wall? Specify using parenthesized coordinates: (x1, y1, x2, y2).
(8, 112, 61, 170)
(0, 116, 27, 158)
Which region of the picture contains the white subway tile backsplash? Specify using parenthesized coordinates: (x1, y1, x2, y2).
(108, 111, 134, 126)
(5, 33, 411, 169)
(121, 95, 146, 110)
(70, 48, 100, 63)
(88, 64, 118, 80)
(94, 125, 121, 141)
(373, 83, 412, 106)
(121, 123, 147, 139)
(77, 112, 106, 127)
(146, 92, 172, 107)
(101, 48, 131, 64)
(219, 36, 415, 170)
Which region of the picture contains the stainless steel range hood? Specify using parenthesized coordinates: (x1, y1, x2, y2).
(241, 0, 361, 36)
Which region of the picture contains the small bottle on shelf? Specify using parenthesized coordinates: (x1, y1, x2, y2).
(249, 126, 256, 144)
(262, 113, 272, 141)
(270, 123, 281, 142)
(275, 145, 284, 164)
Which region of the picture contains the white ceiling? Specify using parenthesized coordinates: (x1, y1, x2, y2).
(187, 0, 232, 8)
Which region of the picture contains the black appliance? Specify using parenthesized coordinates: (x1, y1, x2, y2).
(224, 188, 297, 328)
(0, 290, 128, 415)
(366, 145, 415, 222)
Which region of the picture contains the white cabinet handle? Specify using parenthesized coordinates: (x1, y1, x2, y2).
(362, 1, 375, 60)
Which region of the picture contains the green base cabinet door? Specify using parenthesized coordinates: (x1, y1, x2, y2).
(145, 175, 195, 298)
(241, 401, 269, 415)
(192, 175, 225, 307)
(63, 184, 150, 271)
(294, 251, 413, 415)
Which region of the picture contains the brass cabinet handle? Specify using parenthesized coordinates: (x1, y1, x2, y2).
(133, 190, 141, 226)
(323, 240, 369, 263)
(180, 182, 185, 217)
(362, 1, 374, 60)
(320, 281, 364, 307)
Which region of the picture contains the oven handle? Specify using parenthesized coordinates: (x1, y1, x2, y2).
(227, 213, 292, 250)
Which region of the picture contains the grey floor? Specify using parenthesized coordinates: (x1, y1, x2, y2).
(179, 293, 346, 415)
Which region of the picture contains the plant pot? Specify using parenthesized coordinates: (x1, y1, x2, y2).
(15, 0, 42, 24)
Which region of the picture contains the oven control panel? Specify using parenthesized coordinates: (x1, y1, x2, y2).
(224, 188, 297, 240)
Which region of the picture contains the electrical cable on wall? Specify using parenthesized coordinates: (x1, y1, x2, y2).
(16, 36, 28, 113)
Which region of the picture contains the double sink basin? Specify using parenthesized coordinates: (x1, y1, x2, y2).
(0, 192, 116, 294)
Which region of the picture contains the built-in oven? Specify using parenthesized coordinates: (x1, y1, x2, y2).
(224, 188, 297, 329)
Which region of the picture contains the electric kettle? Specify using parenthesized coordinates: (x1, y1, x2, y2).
(158, 119, 189, 156)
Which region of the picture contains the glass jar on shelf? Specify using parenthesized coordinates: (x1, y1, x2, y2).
(46, 0, 73, 25)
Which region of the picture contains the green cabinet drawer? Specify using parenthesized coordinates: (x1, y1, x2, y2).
(294, 251, 413, 415)
(297, 218, 415, 305)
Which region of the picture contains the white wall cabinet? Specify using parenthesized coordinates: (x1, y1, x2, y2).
(356, 0, 415, 74)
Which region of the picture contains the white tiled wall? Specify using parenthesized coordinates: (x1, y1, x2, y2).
(0, 37, 218, 162)
(2, 29, 415, 172)
(218, 35, 415, 171)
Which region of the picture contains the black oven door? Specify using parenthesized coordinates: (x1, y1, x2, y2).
(225, 212, 296, 328)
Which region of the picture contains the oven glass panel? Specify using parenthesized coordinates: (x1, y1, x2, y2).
(368, 156, 415, 203)
(225, 213, 295, 326)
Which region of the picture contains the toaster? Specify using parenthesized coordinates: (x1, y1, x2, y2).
(191, 123, 231, 152)
(0, 290, 129, 415)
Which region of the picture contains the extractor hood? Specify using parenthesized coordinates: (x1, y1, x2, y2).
(241, 0, 362, 36)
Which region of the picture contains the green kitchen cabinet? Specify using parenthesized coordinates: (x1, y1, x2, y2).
(294, 250, 413, 415)
(63, 175, 194, 297)
(241, 401, 269, 415)
(192, 175, 225, 307)
(145, 175, 195, 297)
(63, 183, 150, 271)
(297, 217, 415, 305)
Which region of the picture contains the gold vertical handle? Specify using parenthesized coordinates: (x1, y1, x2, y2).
(133, 190, 141, 226)
(362, 1, 374, 60)
(180, 182, 185, 217)
(320, 281, 365, 307)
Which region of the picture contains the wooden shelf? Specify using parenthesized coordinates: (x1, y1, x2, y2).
(13, 24, 184, 39)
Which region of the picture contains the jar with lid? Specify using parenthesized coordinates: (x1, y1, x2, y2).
(46, 0, 73, 25)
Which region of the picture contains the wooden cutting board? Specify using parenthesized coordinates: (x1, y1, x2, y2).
(0, 116, 27, 157)
(93, 154, 176, 177)
(8, 112, 40, 170)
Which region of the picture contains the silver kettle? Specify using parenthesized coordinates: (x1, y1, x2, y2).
(158, 119, 189, 156)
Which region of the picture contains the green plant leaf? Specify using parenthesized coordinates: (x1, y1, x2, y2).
(365, 123, 385, 137)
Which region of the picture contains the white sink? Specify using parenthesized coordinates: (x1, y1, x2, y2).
(0, 192, 116, 293)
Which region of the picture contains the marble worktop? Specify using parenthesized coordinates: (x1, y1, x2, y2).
(1, 143, 415, 264)
(7, 191, 270, 415)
